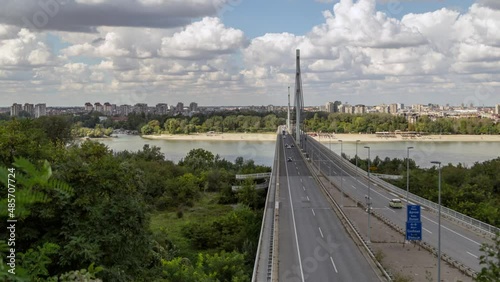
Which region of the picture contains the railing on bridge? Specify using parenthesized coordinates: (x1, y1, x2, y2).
(235, 173, 272, 179)
(370, 173, 402, 180)
(252, 134, 280, 282)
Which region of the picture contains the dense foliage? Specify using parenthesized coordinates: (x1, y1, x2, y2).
(0, 117, 269, 281)
(347, 155, 500, 227)
(142, 113, 285, 135)
(303, 112, 500, 134)
(476, 232, 500, 282)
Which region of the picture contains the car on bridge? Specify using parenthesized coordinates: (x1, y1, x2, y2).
(389, 198, 403, 208)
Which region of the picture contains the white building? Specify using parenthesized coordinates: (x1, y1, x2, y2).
(35, 103, 47, 118)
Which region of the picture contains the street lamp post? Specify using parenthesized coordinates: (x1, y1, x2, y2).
(431, 161, 442, 282)
(406, 146, 414, 206)
(364, 146, 371, 243)
(318, 149, 321, 174)
(339, 140, 344, 208)
(355, 140, 360, 172)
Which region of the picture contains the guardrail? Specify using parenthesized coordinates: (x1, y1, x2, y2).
(251, 132, 280, 282)
(370, 173, 402, 180)
(235, 173, 272, 179)
(307, 136, 500, 238)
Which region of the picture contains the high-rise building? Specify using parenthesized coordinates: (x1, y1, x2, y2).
(119, 104, 132, 116)
(23, 103, 35, 117)
(85, 102, 93, 112)
(325, 102, 335, 113)
(103, 102, 112, 115)
(412, 104, 424, 112)
(190, 102, 198, 112)
(94, 102, 104, 113)
(389, 103, 398, 114)
(495, 104, 500, 115)
(176, 102, 184, 113)
(354, 104, 366, 114)
(134, 103, 148, 114)
(156, 103, 169, 115)
(10, 103, 22, 117)
(35, 103, 46, 118)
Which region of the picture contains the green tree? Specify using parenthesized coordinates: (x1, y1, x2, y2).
(476, 233, 500, 282)
(236, 178, 258, 210)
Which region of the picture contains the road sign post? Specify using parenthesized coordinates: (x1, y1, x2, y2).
(406, 222, 422, 241)
(406, 205, 422, 241)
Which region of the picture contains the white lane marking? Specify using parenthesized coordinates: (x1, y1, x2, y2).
(351, 185, 357, 190)
(389, 192, 400, 198)
(312, 209, 316, 216)
(300, 178, 303, 183)
(423, 228, 432, 234)
(387, 208, 396, 213)
(303, 186, 305, 191)
(421, 215, 481, 246)
(330, 257, 338, 273)
(319, 227, 324, 238)
(308, 141, 484, 249)
(298, 172, 300, 175)
(307, 196, 310, 201)
(284, 147, 305, 282)
(370, 187, 391, 201)
(467, 251, 478, 259)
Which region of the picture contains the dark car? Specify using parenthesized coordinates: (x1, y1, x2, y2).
(287, 157, 292, 162)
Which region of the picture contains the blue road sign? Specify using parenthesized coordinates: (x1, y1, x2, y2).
(406, 221, 422, 241)
(407, 205, 421, 222)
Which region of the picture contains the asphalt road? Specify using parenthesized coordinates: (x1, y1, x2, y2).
(303, 135, 491, 273)
(278, 133, 381, 281)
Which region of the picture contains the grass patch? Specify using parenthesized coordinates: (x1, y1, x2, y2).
(150, 192, 234, 259)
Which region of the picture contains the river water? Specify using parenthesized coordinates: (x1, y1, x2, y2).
(97, 134, 500, 168)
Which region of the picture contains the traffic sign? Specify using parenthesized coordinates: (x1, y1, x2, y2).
(407, 205, 421, 222)
(406, 221, 422, 241)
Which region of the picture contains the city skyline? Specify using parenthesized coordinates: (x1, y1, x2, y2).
(0, 0, 499, 106)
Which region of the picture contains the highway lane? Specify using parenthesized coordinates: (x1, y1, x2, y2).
(278, 133, 380, 281)
(304, 136, 490, 273)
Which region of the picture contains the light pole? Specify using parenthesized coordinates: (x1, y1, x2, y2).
(355, 140, 360, 172)
(406, 146, 414, 206)
(339, 140, 344, 208)
(364, 146, 371, 243)
(431, 161, 442, 282)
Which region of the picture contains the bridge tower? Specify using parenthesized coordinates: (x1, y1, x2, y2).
(287, 86, 291, 133)
(294, 49, 304, 145)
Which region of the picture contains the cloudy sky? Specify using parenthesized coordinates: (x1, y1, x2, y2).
(0, 0, 499, 107)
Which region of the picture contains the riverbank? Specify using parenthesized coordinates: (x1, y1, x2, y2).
(141, 133, 277, 141)
(140, 133, 500, 142)
(314, 133, 500, 143)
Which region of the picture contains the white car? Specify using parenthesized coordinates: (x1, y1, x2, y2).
(389, 198, 403, 208)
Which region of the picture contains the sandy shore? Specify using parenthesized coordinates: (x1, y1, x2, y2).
(313, 133, 500, 143)
(141, 132, 500, 142)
